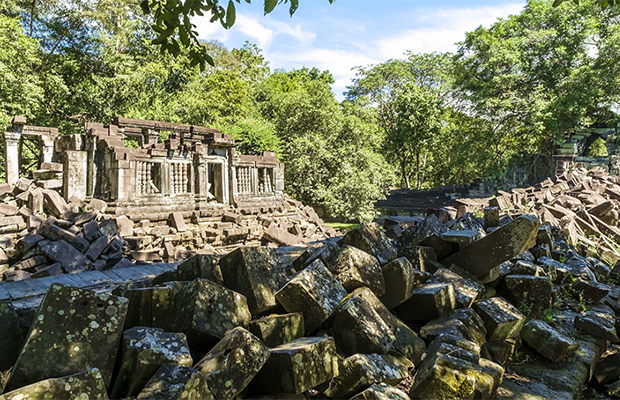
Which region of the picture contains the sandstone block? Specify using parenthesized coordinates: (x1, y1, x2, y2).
(168, 212, 187, 232)
(0, 302, 24, 372)
(575, 310, 619, 343)
(428, 268, 484, 308)
(520, 319, 579, 363)
(473, 297, 526, 342)
(5, 284, 128, 391)
(39, 239, 90, 273)
(39, 221, 89, 252)
(251, 336, 339, 395)
(0, 369, 107, 400)
(194, 327, 270, 400)
(379, 257, 417, 309)
(219, 246, 280, 314)
(275, 259, 347, 334)
(442, 215, 540, 277)
(504, 275, 553, 318)
(111, 327, 193, 398)
(176, 254, 223, 285)
(42, 189, 70, 217)
(137, 364, 213, 400)
(325, 353, 410, 399)
(328, 245, 386, 296)
(341, 222, 398, 266)
(398, 282, 456, 321)
(174, 279, 251, 351)
(248, 312, 304, 348)
(350, 382, 410, 400)
(329, 295, 395, 356)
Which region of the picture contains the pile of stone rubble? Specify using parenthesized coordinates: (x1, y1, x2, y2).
(4, 168, 620, 399)
(0, 176, 336, 282)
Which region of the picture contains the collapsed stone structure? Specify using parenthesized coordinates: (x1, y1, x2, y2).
(3, 167, 620, 398)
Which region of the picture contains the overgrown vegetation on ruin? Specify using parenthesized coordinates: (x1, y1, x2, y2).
(1, 0, 619, 221)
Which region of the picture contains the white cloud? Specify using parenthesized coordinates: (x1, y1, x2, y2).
(374, 4, 525, 59)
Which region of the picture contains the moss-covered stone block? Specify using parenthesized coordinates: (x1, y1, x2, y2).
(398, 282, 456, 321)
(195, 327, 270, 400)
(275, 259, 347, 334)
(0, 368, 108, 400)
(174, 278, 251, 352)
(328, 245, 386, 296)
(473, 297, 525, 342)
(325, 353, 410, 399)
(251, 336, 339, 395)
(329, 295, 395, 357)
(136, 364, 213, 400)
(0, 302, 23, 372)
(341, 222, 398, 266)
(110, 327, 193, 399)
(219, 247, 280, 314)
(5, 284, 128, 392)
(379, 257, 416, 309)
(248, 312, 304, 348)
(176, 254, 223, 285)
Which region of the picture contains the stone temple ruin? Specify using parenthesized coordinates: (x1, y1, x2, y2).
(4, 116, 286, 214)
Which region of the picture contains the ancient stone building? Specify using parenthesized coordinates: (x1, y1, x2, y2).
(3, 116, 286, 214)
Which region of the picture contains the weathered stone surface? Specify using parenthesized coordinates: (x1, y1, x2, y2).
(420, 308, 487, 347)
(5, 284, 128, 391)
(341, 222, 398, 266)
(572, 278, 610, 304)
(263, 223, 301, 246)
(593, 353, 620, 385)
(0, 301, 24, 372)
(84, 234, 109, 261)
(379, 257, 417, 309)
(251, 336, 339, 395)
(38, 221, 89, 252)
(136, 364, 213, 400)
(401, 213, 447, 247)
(484, 206, 500, 229)
(398, 282, 456, 321)
(504, 275, 553, 318)
(275, 259, 347, 334)
(575, 310, 619, 343)
(42, 189, 70, 217)
(175, 254, 223, 285)
(329, 294, 395, 356)
(194, 327, 270, 400)
(442, 215, 540, 277)
(219, 246, 279, 314)
(88, 198, 107, 213)
(168, 212, 187, 232)
(428, 267, 484, 308)
(174, 278, 251, 351)
(39, 239, 90, 273)
(392, 318, 426, 366)
(325, 353, 410, 399)
(350, 382, 410, 400)
(473, 297, 526, 342)
(111, 326, 193, 398)
(116, 215, 134, 237)
(248, 312, 304, 348)
(328, 245, 386, 296)
(0, 368, 108, 400)
(520, 319, 579, 362)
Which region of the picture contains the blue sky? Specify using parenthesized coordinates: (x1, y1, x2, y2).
(195, 0, 528, 99)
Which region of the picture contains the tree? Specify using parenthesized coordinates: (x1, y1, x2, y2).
(454, 0, 620, 180)
(142, 0, 334, 69)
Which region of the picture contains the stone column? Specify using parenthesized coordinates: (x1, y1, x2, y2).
(194, 153, 208, 201)
(63, 150, 88, 200)
(142, 128, 160, 145)
(3, 132, 21, 185)
(40, 135, 56, 164)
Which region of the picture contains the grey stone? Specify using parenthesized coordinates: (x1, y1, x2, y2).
(350, 382, 410, 400)
(428, 268, 484, 308)
(39, 239, 90, 273)
(329, 294, 395, 356)
(572, 278, 610, 304)
(341, 222, 398, 266)
(575, 310, 619, 343)
(275, 259, 347, 334)
(392, 318, 426, 366)
(0, 302, 24, 372)
(520, 319, 579, 362)
(219, 246, 280, 314)
(473, 297, 526, 342)
(5, 284, 128, 391)
(504, 275, 553, 318)
(379, 257, 417, 309)
(136, 364, 213, 400)
(328, 245, 386, 297)
(325, 353, 410, 399)
(195, 327, 270, 400)
(0, 368, 108, 400)
(248, 312, 304, 348)
(251, 336, 339, 395)
(38, 221, 89, 252)
(398, 282, 456, 321)
(111, 326, 193, 398)
(442, 215, 540, 277)
(174, 279, 251, 352)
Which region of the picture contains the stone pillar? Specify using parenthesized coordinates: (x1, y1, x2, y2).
(142, 128, 160, 145)
(194, 154, 208, 201)
(63, 150, 88, 200)
(40, 135, 56, 164)
(3, 132, 21, 185)
(274, 164, 285, 192)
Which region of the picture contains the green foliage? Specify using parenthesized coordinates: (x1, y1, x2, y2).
(218, 116, 281, 156)
(588, 137, 609, 156)
(142, 0, 334, 69)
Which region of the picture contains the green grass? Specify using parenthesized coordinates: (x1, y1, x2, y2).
(326, 222, 360, 233)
